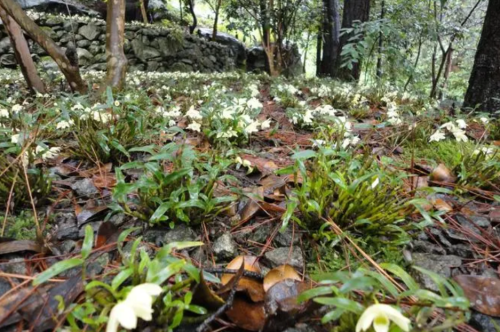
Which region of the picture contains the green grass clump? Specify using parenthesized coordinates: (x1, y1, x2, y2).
(403, 140, 476, 168)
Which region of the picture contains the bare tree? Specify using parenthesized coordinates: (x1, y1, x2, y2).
(104, 0, 128, 90)
(0, 0, 86, 93)
(0, 6, 45, 93)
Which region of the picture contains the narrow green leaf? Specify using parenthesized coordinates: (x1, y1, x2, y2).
(33, 258, 84, 285)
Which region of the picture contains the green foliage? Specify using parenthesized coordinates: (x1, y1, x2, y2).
(283, 146, 412, 246)
(299, 264, 469, 331)
(113, 142, 237, 225)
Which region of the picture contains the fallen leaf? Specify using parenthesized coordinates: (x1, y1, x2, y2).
(430, 164, 455, 183)
(76, 205, 109, 226)
(92, 173, 117, 189)
(454, 275, 500, 317)
(0, 240, 41, 255)
(225, 296, 265, 331)
(95, 222, 119, 248)
(432, 198, 453, 213)
(192, 271, 225, 311)
(264, 265, 301, 292)
(239, 187, 264, 224)
(240, 155, 279, 175)
(222, 256, 265, 302)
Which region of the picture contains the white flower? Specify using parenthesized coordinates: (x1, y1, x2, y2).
(451, 128, 468, 142)
(106, 284, 162, 332)
(371, 177, 380, 189)
(168, 120, 176, 127)
(56, 120, 74, 129)
(456, 119, 467, 129)
(36, 146, 61, 160)
(0, 108, 9, 117)
(11, 104, 22, 114)
(303, 110, 314, 124)
(429, 130, 446, 142)
(246, 97, 262, 109)
(114, 101, 120, 107)
(440, 122, 455, 131)
(186, 106, 202, 120)
(480, 117, 489, 124)
(260, 119, 272, 130)
(356, 304, 411, 332)
(11, 134, 20, 144)
(245, 121, 260, 134)
(187, 122, 201, 132)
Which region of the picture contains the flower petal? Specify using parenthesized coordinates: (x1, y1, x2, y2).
(373, 315, 390, 332)
(356, 306, 380, 332)
(383, 306, 411, 332)
(130, 283, 163, 297)
(111, 302, 138, 330)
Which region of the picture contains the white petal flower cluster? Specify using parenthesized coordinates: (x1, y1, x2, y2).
(430, 120, 468, 142)
(35, 146, 61, 160)
(356, 304, 411, 332)
(106, 284, 162, 332)
(56, 120, 74, 130)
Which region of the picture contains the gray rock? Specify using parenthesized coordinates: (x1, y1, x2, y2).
(0, 37, 11, 53)
(131, 38, 161, 62)
(169, 62, 193, 72)
(470, 312, 500, 332)
(60, 240, 77, 254)
(63, 20, 79, 33)
(275, 228, 300, 247)
(0, 278, 12, 297)
(265, 247, 304, 270)
(79, 24, 100, 41)
(3, 258, 27, 275)
(162, 224, 198, 244)
(77, 47, 93, 60)
(0, 54, 16, 67)
(198, 28, 246, 67)
(86, 253, 109, 277)
(411, 240, 446, 255)
(71, 178, 99, 197)
(77, 40, 91, 48)
(122, 241, 153, 262)
(213, 233, 238, 260)
(412, 253, 462, 291)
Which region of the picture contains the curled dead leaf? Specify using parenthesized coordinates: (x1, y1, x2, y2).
(222, 256, 265, 302)
(430, 164, 455, 183)
(192, 271, 225, 311)
(264, 265, 301, 292)
(225, 296, 265, 331)
(432, 198, 453, 213)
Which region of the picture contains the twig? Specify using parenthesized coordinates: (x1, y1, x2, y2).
(202, 268, 264, 281)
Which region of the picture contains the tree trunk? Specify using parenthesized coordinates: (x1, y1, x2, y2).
(333, 0, 371, 81)
(187, 0, 197, 34)
(139, 0, 148, 23)
(315, 27, 322, 77)
(0, 6, 45, 93)
(104, 0, 128, 91)
(212, 0, 222, 41)
(0, 0, 86, 93)
(438, 47, 454, 99)
(318, 0, 340, 77)
(376, 0, 385, 80)
(464, 1, 500, 113)
(260, 0, 270, 48)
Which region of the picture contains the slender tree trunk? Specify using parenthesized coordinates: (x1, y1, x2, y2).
(404, 36, 422, 91)
(316, 27, 322, 77)
(376, 0, 385, 80)
(139, 0, 148, 23)
(0, 6, 45, 93)
(104, 0, 128, 91)
(319, 0, 340, 77)
(333, 0, 371, 81)
(464, 0, 500, 113)
(260, 0, 270, 48)
(187, 0, 197, 34)
(0, 0, 86, 93)
(438, 47, 454, 99)
(212, 0, 222, 41)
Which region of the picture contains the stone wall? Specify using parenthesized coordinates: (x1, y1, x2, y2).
(0, 13, 235, 72)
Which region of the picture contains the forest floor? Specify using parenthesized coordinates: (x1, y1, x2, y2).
(0, 69, 499, 332)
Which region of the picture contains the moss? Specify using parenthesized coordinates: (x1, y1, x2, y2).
(1, 211, 49, 240)
(402, 140, 476, 168)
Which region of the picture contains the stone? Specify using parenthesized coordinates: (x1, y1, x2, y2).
(147, 61, 160, 71)
(411, 253, 462, 291)
(86, 253, 109, 277)
(131, 38, 161, 62)
(212, 233, 238, 260)
(0, 54, 16, 67)
(0, 37, 11, 53)
(162, 224, 198, 245)
(79, 24, 100, 41)
(56, 224, 79, 240)
(411, 240, 446, 255)
(275, 228, 300, 247)
(198, 28, 246, 67)
(264, 247, 304, 270)
(122, 241, 154, 262)
(71, 178, 99, 197)
(77, 40, 91, 48)
(63, 20, 79, 33)
(469, 312, 500, 332)
(169, 62, 193, 72)
(77, 48, 93, 60)
(60, 240, 77, 254)
(0, 278, 12, 297)
(3, 257, 27, 275)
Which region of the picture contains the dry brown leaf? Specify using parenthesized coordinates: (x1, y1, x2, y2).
(225, 296, 266, 331)
(432, 198, 453, 213)
(222, 256, 265, 302)
(240, 154, 279, 175)
(430, 164, 455, 183)
(0, 240, 41, 254)
(454, 275, 500, 317)
(264, 265, 301, 292)
(239, 187, 264, 224)
(192, 271, 225, 311)
(93, 173, 117, 189)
